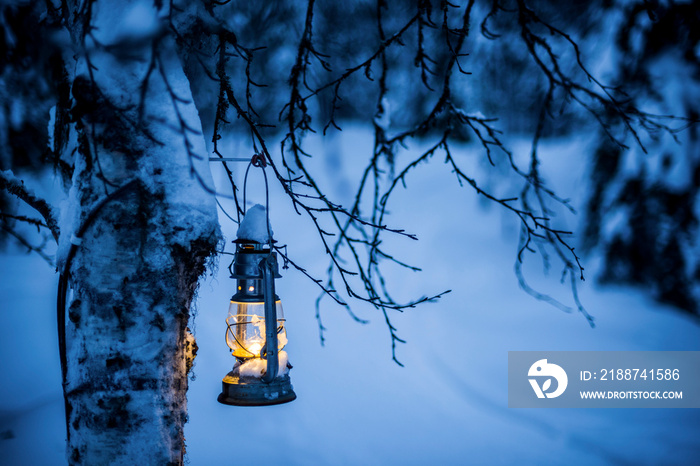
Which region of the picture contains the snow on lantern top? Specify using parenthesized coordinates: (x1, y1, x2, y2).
(236, 204, 273, 243)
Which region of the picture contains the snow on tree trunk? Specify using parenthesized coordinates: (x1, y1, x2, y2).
(59, 1, 219, 464)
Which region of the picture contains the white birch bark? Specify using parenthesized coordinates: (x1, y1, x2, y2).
(59, 1, 219, 463)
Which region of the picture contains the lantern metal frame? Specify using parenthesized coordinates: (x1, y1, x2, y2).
(215, 155, 296, 406)
(218, 241, 296, 406)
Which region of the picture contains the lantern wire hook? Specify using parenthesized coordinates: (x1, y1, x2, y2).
(242, 152, 274, 250)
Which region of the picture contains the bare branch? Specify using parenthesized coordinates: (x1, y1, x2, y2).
(0, 171, 60, 242)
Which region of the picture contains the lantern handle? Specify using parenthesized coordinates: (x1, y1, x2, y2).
(242, 153, 274, 250)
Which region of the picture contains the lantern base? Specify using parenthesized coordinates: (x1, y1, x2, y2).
(218, 373, 296, 406)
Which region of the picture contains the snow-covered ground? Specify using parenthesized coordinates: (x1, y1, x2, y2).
(1, 127, 699, 465)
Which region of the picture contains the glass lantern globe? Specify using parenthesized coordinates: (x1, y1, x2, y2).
(225, 297, 288, 359)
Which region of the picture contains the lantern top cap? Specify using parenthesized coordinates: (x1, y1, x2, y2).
(237, 204, 274, 244)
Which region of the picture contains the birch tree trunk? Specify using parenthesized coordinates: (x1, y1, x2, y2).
(59, 1, 219, 463)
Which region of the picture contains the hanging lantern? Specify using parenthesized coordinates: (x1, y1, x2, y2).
(218, 207, 296, 406)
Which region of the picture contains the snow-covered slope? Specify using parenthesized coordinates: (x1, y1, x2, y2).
(1, 127, 698, 465)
